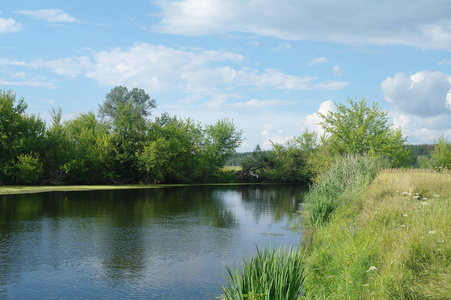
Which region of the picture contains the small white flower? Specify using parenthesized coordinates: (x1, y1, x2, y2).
(367, 266, 377, 272)
(413, 196, 420, 199)
(421, 201, 428, 206)
(423, 197, 427, 200)
(415, 193, 419, 195)
(403, 214, 408, 217)
(401, 225, 406, 227)
(428, 231, 435, 234)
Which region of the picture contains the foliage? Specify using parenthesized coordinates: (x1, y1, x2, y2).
(99, 86, 157, 181)
(431, 134, 451, 170)
(318, 98, 409, 166)
(222, 246, 305, 300)
(241, 145, 273, 174)
(0, 88, 243, 185)
(138, 114, 243, 183)
(62, 112, 114, 184)
(0, 90, 46, 184)
(9, 153, 44, 184)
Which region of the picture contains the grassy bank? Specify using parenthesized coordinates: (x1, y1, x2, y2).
(0, 184, 168, 195)
(223, 157, 450, 299)
(302, 168, 450, 299)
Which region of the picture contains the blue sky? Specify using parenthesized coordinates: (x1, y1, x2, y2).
(1, 0, 451, 151)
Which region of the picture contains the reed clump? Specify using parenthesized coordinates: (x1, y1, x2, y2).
(222, 246, 305, 300)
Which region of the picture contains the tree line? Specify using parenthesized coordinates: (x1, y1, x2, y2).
(237, 98, 451, 183)
(3, 89, 450, 186)
(0, 87, 243, 185)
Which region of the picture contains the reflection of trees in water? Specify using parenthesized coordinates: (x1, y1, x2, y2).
(235, 185, 307, 222)
(0, 186, 305, 291)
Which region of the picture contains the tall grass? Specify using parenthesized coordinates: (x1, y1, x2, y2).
(301, 169, 451, 299)
(222, 246, 305, 300)
(303, 155, 382, 228)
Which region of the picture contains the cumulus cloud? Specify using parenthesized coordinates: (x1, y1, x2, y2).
(381, 70, 451, 117)
(0, 17, 22, 33)
(304, 100, 336, 135)
(82, 43, 348, 93)
(16, 9, 77, 22)
(154, 0, 451, 50)
(0, 43, 348, 97)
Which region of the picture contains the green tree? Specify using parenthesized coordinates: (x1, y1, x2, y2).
(0, 90, 46, 184)
(318, 98, 409, 166)
(10, 153, 44, 184)
(138, 114, 204, 183)
(42, 107, 72, 184)
(203, 119, 243, 175)
(431, 135, 451, 170)
(241, 145, 274, 174)
(99, 86, 156, 181)
(62, 112, 114, 184)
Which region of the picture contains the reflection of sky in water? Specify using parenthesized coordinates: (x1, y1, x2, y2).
(0, 185, 306, 299)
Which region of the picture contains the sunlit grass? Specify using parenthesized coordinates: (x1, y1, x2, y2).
(301, 169, 451, 299)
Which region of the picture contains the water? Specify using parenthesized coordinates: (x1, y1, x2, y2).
(0, 185, 306, 299)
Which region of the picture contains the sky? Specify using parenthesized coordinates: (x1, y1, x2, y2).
(1, 0, 451, 151)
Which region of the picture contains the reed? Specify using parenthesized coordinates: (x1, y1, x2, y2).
(222, 246, 305, 300)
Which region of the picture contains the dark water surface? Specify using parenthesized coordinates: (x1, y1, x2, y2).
(0, 185, 306, 299)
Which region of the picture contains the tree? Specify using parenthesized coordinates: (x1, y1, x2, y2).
(99, 86, 156, 181)
(318, 98, 409, 166)
(431, 135, 451, 170)
(0, 90, 46, 184)
(204, 119, 243, 174)
(62, 112, 114, 184)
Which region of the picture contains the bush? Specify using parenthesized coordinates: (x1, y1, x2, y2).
(10, 153, 44, 184)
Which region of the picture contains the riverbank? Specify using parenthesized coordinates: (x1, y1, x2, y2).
(222, 156, 450, 299)
(0, 182, 271, 195)
(302, 168, 450, 299)
(0, 184, 168, 195)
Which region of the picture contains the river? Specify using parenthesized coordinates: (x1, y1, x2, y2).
(0, 185, 306, 299)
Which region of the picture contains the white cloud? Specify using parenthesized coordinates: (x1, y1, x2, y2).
(0, 57, 92, 77)
(0, 43, 348, 96)
(308, 57, 328, 66)
(304, 100, 336, 135)
(16, 9, 77, 22)
(0, 80, 56, 89)
(154, 0, 451, 50)
(0, 17, 22, 33)
(333, 65, 343, 76)
(381, 70, 451, 117)
(272, 43, 292, 52)
(228, 99, 292, 109)
(82, 43, 348, 93)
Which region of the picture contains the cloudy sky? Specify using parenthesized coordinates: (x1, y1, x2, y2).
(1, 0, 451, 151)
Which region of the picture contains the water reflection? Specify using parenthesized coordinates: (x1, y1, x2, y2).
(0, 185, 306, 299)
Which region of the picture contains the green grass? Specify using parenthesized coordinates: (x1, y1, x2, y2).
(222, 246, 305, 300)
(301, 169, 451, 299)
